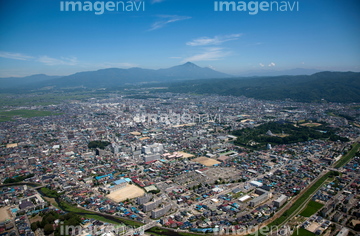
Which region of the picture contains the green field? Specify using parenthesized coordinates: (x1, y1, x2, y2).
(292, 228, 315, 236)
(0, 109, 61, 122)
(0, 90, 111, 107)
(334, 142, 360, 168)
(299, 200, 324, 217)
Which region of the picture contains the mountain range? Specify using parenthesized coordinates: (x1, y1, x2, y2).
(0, 62, 231, 89)
(166, 71, 360, 103)
(1, 62, 359, 103)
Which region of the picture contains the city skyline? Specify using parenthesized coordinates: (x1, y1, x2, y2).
(0, 0, 359, 77)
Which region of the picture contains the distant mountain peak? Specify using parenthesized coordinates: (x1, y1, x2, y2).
(183, 61, 197, 66)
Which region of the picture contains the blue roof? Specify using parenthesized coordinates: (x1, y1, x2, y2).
(114, 179, 127, 185)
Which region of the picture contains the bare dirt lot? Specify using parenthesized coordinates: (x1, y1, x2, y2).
(0, 207, 11, 222)
(193, 156, 221, 167)
(107, 184, 145, 202)
(177, 151, 195, 158)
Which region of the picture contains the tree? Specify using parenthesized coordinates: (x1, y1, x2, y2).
(31, 222, 38, 232)
(44, 224, 54, 235)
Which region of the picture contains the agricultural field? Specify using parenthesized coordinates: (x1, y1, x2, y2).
(0, 109, 61, 122)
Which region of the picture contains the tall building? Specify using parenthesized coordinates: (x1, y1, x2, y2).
(137, 194, 152, 205)
(151, 204, 171, 219)
(143, 198, 162, 212)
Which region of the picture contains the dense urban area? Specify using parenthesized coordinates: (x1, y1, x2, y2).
(0, 92, 359, 236)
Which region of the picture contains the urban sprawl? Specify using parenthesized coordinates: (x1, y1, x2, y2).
(0, 92, 359, 236)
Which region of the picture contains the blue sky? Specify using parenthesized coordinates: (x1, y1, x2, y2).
(0, 0, 359, 77)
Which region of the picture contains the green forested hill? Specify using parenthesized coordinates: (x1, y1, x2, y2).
(167, 72, 360, 103)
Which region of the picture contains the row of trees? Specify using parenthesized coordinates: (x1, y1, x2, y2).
(3, 173, 34, 184)
(31, 211, 82, 235)
(88, 140, 111, 150)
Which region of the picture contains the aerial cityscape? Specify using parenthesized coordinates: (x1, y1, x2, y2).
(0, 0, 360, 236)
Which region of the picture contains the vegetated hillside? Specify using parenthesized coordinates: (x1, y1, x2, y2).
(232, 121, 349, 150)
(1, 62, 231, 90)
(0, 74, 61, 88)
(167, 71, 360, 103)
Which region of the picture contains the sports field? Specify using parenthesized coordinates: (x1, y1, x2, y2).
(107, 184, 145, 202)
(193, 156, 221, 166)
(0, 207, 11, 222)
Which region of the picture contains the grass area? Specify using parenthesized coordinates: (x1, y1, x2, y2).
(0, 109, 61, 122)
(0, 91, 109, 107)
(292, 228, 315, 236)
(42, 196, 60, 209)
(334, 142, 360, 168)
(299, 201, 324, 217)
(146, 227, 205, 236)
(250, 171, 337, 236)
(231, 191, 244, 199)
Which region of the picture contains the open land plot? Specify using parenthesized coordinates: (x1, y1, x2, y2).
(204, 167, 239, 180)
(177, 151, 195, 158)
(107, 184, 145, 202)
(306, 222, 320, 233)
(300, 123, 322, 127)
(192, 156, 221, 167)
(0, 207, 11, 222)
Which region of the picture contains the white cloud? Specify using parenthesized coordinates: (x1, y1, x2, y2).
(259, 63, 265, 67)
(182, 47, 230, 62)
(268, 62, 276, 67)
(37, 56, 78, 66)
(148, 15, 191, 31)
(0, 51, 34, 61)
(151, 0, 165, 3)
(96, 62, 138, 68)
(186, 34, 242, 46)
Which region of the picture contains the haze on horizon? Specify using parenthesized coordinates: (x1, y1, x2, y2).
(0, 0, 359, 77)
